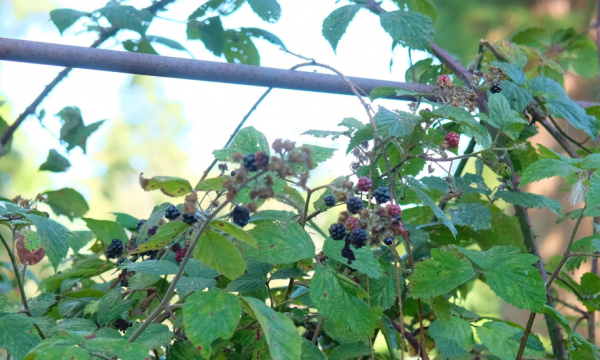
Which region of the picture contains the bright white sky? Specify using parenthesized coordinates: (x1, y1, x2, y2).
(0, 0, 459, 193)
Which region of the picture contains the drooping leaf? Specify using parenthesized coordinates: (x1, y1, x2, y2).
(323, 237, 383, 278)
(409, 249, 474, 299)
(50, 9, 90, 34)
(82, 218, 128, 245)
(247, 0, 281, 23)
(223, 29, 260, 65)
(139, 174, 193, 197)
(380, 10, 434, 51)
(122, 40, 158, 55)
(520, 159, 580, 185)
(135, 221, 189, 252)
(501, 80, 532, 113)
(56, 106, 104, 153)
(239, 296, 302, 360)
(483, 93, 528, 139)
(43, 188, 89, 221)
(242, 221, 315, 264)
(187, 16, 225, 56)
(476, 321, 545, 360)
(368, 259, 400, 310)
(29, 293, 57, 317)
(496, 190, 562, 215)
(429, 316, 473, 359)
(110, 212, 139, 231)
(195, 177, 227, 191)
(97, 3, 153, 35)
(240, 27, 285, 48)
(39, 149, 71, 172)
(416, 189, 457, 237)
(184, 289, 241, 357)
(226, 272, 266, 292)
(69, 230, 95, 253)
(96, 288, 136, 325)
(322, 5, 363, 52)
(211, 219, 258, 248)
(193, 230, 246, 279)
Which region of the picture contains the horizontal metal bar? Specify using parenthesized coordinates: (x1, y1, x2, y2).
(0, 37, 594, 109)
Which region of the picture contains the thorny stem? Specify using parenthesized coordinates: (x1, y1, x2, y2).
(128, 170, 268, 343)
(0, 232, 46, 340)
(516, 204, 587, 360)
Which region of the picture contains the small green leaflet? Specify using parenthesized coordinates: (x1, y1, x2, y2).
(195, 176, 227, 191)
(483, 93, 528, 139)
(135, 221, 189, 252)
(242, 221, 315, 264)
(379, 10, 434, 51)
(310, 266, 383, 342)
(193, 230, 246, 279)
(39, 149, 71, 172)
(409, 249, 474, 299)
(96, 288, 136, 325)
(323, 237, 383, 278)
(520, 159, 580, 185)
(374, 106, 421, 139)
(82, 218, 128, 245)
(211, 219, 258, 248)
(565, 234, 600, 271)
(501, 80, 532, 113)
(370, 86, 419, 101)
(213, 127, 269, 161)
(139, 174, 193, 197)
(496, 190, 562, 215)
(49, 9, 90, 34)
(184, 290, 241, 358)
(429, 316, 473, 359)
(416, 189, 457, 237)
(477, 321, 545, 360)
(240, 296, 302, 360)
(322, 5, 363, 52)
(456, 246, 546, 312)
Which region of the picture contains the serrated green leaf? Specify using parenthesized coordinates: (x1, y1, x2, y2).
(374, 107, 421, 139)
(448, 203, 491, 230)
(420, 105, 492, 148)
(135, 221, 189, 252)
(98, 3, 153, 35)
(416, 189, 457, 237)
(56, 318, 97, 335)
(187, 16, 225, 56)
(184, 290, 241, 358)
(195, 176, 227, 191)
(457, 246, 546, 312)
(581, 154, 600, 170)
(211, 219, 258, 248)
(328, 342, 371, 360)
(175, 277, 217, 296)
(82, 217, 128, 245)
(302, 129, 346, 140)
(521, 159, 580, 185)
(429, 316, 473, 359)
(194, 230, 246, 279)
(125, 323, 172, 349)
(29, 293, 57, 317)
(110, 212, 139, 231)
(242, 221, 315, 264)
(491, 61, 526, 85)
(301, 144, 336, 169)
(69, 230, 94, 253)
(477, 321, 545, 360)
(213, 127, 269, 161)
(0, 312, 40, 358)
(139, 174, 193, 197)
(310, 266, 383, 342)
(570, 331, 600, 360)
(501, 80, 532, 113)
(380, 10, 434, 51)
(323, 237, 383, 278)
(409, 249, 474, 299)
(43, 188, 88, 221)
(496, 190, 562, 215)
(484, 93, 528, 139)
(247, 0, 281, 23)
(39, 149, 71, 172)
(240, 296, 302, 360)
(368, 259, 399, 310)
(119, 259, 179, 275)
(23, 214, 70, 270)
(301, 338, 326, 360)
(49, 9, 90, 34)
(322, 5, 363, 52)
(97, 288, 136, 325)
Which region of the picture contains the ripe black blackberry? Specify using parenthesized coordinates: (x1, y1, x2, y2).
(373, 187, 391, 204)
(135, 219, 146, 232)
(147, 226, 158, 236)
(171, 243, 182, 253)
(116, 257, 126, 266)
(490, 82, 502, 94)
(182, 213, 199, 225)
(348, 229, 367, 248)
(232, 206, 250, 227)
(120, 279, 129, 288)
(243, 154, 258, 172)
(142, 250, 159, 260)
(114, 319, 133, 332)
(105, 239, 123, 259)
(324, 194, 335, 207)
(384, 238, 393, 246)
(328, 223, 346, 240)
(165, 204, 181, 220)
(231, 170, 237, 177)
(346, 196, 363, 214)
(341, 244, 356, 264)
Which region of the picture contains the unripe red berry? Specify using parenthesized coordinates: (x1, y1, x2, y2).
(357, 177, 372, 192)
(393, 222, 407, 235)
(345, 217, 361, 231)
(437, 75, 452, 86)
(175, 247, 187, 263)
(444, 132, 459, 149)
(386, 204, 402, 217)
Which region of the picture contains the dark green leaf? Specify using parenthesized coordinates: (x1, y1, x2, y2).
(43, 188, 89, 220)
(213, 127, 269, 161)
(139, 174, 193, 197)
(375, 107, 421, 139)
(119, 259, 179, 276)
(323, 237, 383, 278)
(125, 323, 172, 349)
(496, 190, 562, 215)
(0, 312, 40, 358)
(476, 321, 545, 360)
(223, 30, 260, 65)
(50, 9, 90, 34)
(368, 259, 400, 310)
(187, 17, 225, 56)
(380, 10, 434, 51)
(82, 218, 128, 245)
(322, 5, 363, 52)
(416, 189, 457, 236)
(97, 288, 136, 325)
(448, 203, 491, 231)
(491, 61, 526, 85)
(98, 4, 153, 34)
(409, 249, 474, 298)
(240, 27, 285, 48)
(39, 149, 71, 172)
(501, 81, 532, 113)
(247, 0, 281, 23)
(521, 159, 580, 185)
(429, 316, 473, 359)
(328, 343, 371, 360)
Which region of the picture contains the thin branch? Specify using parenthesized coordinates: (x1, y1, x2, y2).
(311, 316, 325, 344)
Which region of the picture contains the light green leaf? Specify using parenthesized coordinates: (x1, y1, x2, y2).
(477, 321, 545, 360)
(97, 288, 136, 325)
(322, 5, 363, 52)
(416, 189, 457, 237)
(457, 246, 546, 312)
(496, 190, 562, 215)
(55, 318, 97, 335)
(491, 61, 526, 85)
(82, 218, 128, 245)
(139, 174, 193, 197)
(69, 230, 94, 253)
(194, 230, 246, 279)
(135, 221, 189, 252)
(125, 323, 172, 349)
(374, 107, 421, 139)
(49, 9, 90, 34)
(501, 81, 532, 113)
(211, 219, 258, 248)
(380, 10, 434, 51)
(184, 290, 241, 358)
(242, 221, 315, 264)
(520, 159, 580, 185)
(0, 312, 40, 358)
(448, 203, 491, 230)
(240, 296, 302, 360)
(368, 259, 399, 310)
(328, 343, 371, 360)
(43, 188, 88, 221)
(119, 259, 179, 276)
(484, 93, 528, 139)
(429, 316, 473, 359)
(212, 127, 269, 161)
(323, 237, 383, 278)
(544, 304, 571, 332)
(195, 176, 227, 191)
(247, 0, 281, 23)
(110, 212, 139, 231)
(39, 149, 71, 172)
(581, 154, 600, 170)
(310, 266, 383, 342)
(175, 277, 216, 297)
(301, 338, 326, 360)
(409, 249, 474, 299)
(582, 272, 600, 296)
(23, 214, 70, 270)
(570, 331, 600, 360)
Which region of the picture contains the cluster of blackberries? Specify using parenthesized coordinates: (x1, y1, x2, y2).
(165, 204, 181, 220)
(490, 82, 502, 94)
(347, 229, 367, 248)
(232, 206, 250, 227)
(373, 187, 390, 204)
(346, 196, 363, 214)
(341, 244, 356, 264)
(114, 319, 133, 332)
(182, 212, 199, 225)
(135, 219, 146, 232)
(324, 194, 336, 207)
(444, 132, 459, 149)
(105, 239, 123, 259)
(244, 154, 258, 172)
